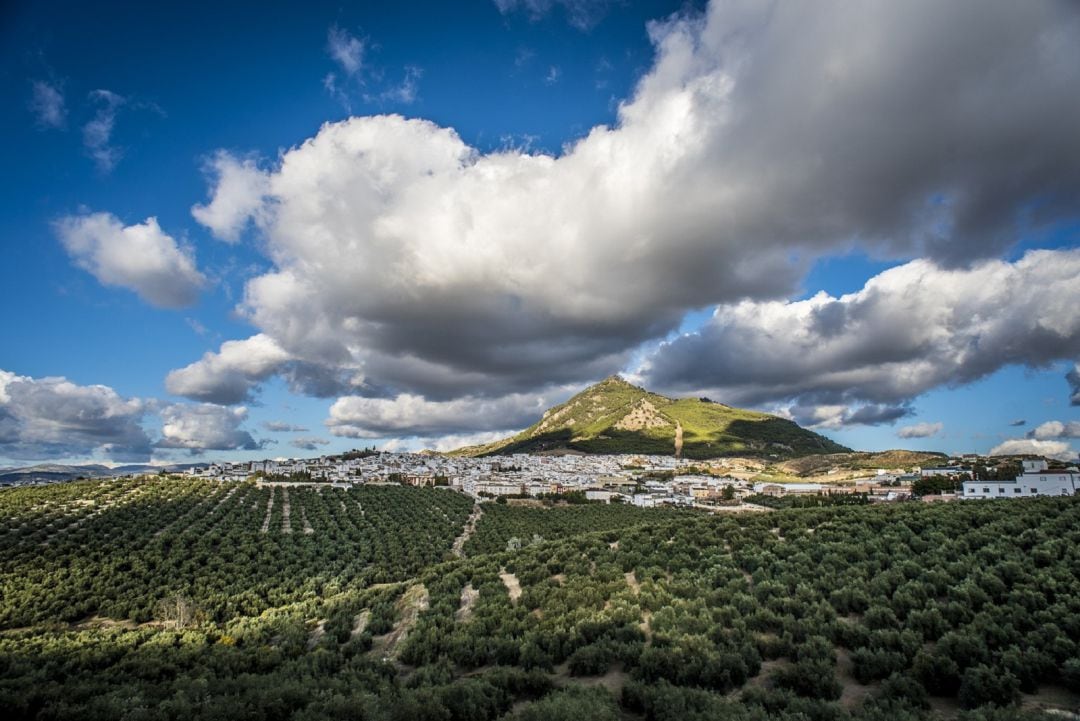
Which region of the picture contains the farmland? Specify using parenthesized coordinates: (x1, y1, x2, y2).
(2, 476, 1079, 720)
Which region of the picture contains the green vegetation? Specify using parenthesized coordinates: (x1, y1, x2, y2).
(0, 477, 473, 626)
(745, 492, 870, 509)
(454, 376, 848, 459)
(463, 502, 697, 556)
(912, 475, 962, 496)
(2, 476, 1079, 720)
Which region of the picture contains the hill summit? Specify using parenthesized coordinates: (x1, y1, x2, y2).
(451, 375, 849, 459)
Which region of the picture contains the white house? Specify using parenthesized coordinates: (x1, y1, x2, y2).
(961, 459, 1079, 499)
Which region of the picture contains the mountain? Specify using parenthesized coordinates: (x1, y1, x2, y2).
(451, 376, 850, 459)
(0, 463, 201, 485)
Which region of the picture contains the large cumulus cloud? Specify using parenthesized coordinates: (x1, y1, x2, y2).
(0, 369, 266, 462)
(989, 438, 1076, 462)
(643, 249, 1080, 417)
(157, 404, 264, 453)
(173, 0, 1080, 410)
(0, 370, 152, 461)
(326, 389, 565, 438)
(55, 212, 206, 308)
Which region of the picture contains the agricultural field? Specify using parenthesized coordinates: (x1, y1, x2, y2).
(1, 476, 1079, 721)
(0, 477, 474, 626)
(461, 502, 698, 556)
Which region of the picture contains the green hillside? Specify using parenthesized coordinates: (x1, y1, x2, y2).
(3, 476, 1080, 720)
(453, 375, 849, 459)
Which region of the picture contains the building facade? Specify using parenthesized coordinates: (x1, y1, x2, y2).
(961, 460, 1079, 499)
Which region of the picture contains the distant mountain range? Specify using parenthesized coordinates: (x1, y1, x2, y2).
(0, 463, 201, 485)
(451, 375, 850, 459)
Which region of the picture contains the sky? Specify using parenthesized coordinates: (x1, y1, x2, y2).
(1, 0, 1079, 467)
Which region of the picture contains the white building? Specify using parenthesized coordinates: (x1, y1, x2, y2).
(961, 460, 1079, 499)
(920, 466, 964, 478)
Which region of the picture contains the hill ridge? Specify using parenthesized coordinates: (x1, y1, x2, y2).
(451, 377, 849, 459)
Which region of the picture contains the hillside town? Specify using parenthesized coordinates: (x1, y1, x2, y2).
(164, 450, 1080, 508)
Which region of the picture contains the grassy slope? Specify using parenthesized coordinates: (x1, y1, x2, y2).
(453, 377, 849, 459)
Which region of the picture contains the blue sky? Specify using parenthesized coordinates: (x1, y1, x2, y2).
(1, 0, 1078, 465)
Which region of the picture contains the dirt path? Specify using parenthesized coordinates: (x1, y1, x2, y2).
(744, 659, 792, 690)
(307, 620, 326, 650)
(640, 610, 653, 643)
(281, 487, 292, 534)
(260, 488, 275, 533)
(456, 583, 479, 622)
(371, 583, 429, 661)
(836, 648, 878, 710)
(554, 664, 630, 697)
(625, 571, 641, 594)
(499, 568, 522, 603)
(301, 507, 314, 534)
(674, 421, 683, 458)
(452, 503, 484, 557)
(351, 610, 371, 638)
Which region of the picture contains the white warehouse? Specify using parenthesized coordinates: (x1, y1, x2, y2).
(962, 459, 1079, 499)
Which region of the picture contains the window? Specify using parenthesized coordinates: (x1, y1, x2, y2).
(1031, 488, 1038, 494)
(983, 487, 989, 493)
(998, 488, 1005, 494)
(967, 488, 974, 494)
(1014, 488, 1021, 493)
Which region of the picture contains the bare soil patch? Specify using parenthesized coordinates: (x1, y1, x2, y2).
(836, 648, 879, 710)
(456, 583, 479, 623)
(307, 620, 326, 650)
(351, 610, 370, 638)
(371, 584, 429, 661)
(452, 503, 483, 557)
(281, 488, 292, 534)
(499, 569, 522, 603)
(260, 488, 275, 533)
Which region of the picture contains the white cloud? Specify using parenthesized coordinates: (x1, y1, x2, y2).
(493, 0, 616, 31)
(263, 420, 309, 433)
(291, 436, 330, 451)
(326, 390, 562, 438)
(157, 404, 262, 452)
(83, 89, 125, 172)
(645, 250, 1080, 410)
(165, 334, 291, 404)
(55, 212, 206, 308)
(191, 151, 269, 242)
(544, 65, 561, 85)
(0, 369, 151, 462)
(0, 370, 271, 462)
(327, 26, 365, 76)
(29, 80, 66, 129)
(426, 430, 515, 452)
(897, 422, 943, 439)
(172, 0, 1080, 412)
(382, 66, 422, 104)
(988, 438, 1076, 461)
(1029, 420, 1080, 440)
(783, 401, 912, 430)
